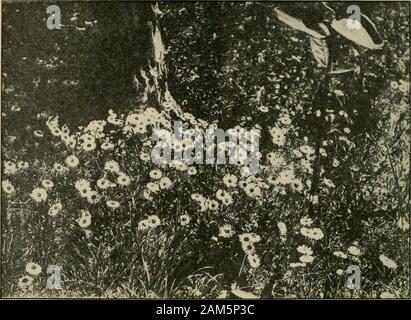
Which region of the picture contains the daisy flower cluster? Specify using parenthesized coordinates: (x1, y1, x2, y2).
(138, 215, 161, 231)
(238, 176, 265, 199)
(124, 107, 170, 135)
(77, 209, 92, 228)
(288, 216, 322, 268)
(30, 186, 49, 203)
(1, 2, 409, 299)
(74, 179, 100, 204)
(2, 179, 16, 195)
(3, 160, 29, 175)
(18, 262, 42, 291)
(104, 160, 131, 187)
(46, 117, 77, 149)
(143, 169, 173, 200)
(269, 126, 288, 147)
(333, 242, 361, 262)
(2, 160, 30, 196)
(239, 233, 262, 268)
(191, 193, 220, 212)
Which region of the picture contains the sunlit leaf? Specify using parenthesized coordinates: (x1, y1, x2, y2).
(274, 7, 328, 39)
(309, 37, 329, 68)
(331, 14, 383, 50)
(231, 289, 259, 299)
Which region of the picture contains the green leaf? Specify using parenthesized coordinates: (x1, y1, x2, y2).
(309, 37, 329, 68)
(231, 289, 259, 299)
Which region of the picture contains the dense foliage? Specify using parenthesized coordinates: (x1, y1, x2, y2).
(1, 1, 410, 298)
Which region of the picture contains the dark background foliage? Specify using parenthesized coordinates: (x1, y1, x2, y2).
(2, 1, 408, 126)
(1, 1, 409, 298)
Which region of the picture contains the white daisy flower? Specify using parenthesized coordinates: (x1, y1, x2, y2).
(244, 183, 261, 198)
(207, 200, 219, 211)
(97, 178, 115, 189)
(269, 126, 286, 146)
(2, 180, 15, 194)
(323, 178, 335, 188)
(48, 202, 63, 217)
(53, 162, 68, 174)
(241, 242, 256, 255)
(147, 215, 161, 228)
(223, 174, 238, 188)
(379, 254, 398, 270)
(249, 233, 261, 243)
(104, 160, 121, 174)
(75, 179, 92, 197)
(143, 190, 153, 201)
(347, 245, 361, 256)
(138, 219, 150, 231)
(106, 200, 120, 209)
(187, 167, 197, 175)
(17, 161, 29, 170)
(149, 169, 162, 180)
(336, 269, 344, 276)
(65, 155, 79, 168)
(299, 255, 314, 263)
(4, 161, 18, 175)
(300, 227, 324, 241)
(41, 180, 54, 190)
(117, 173, 131, 186)
(25, 262, 42, 275)
(78, 215, 91, 228)
(86, 190, 100, 204)
(30, 188, 48, 202)
(333, 251, 348, 259)
(300, 145, 315, 155)
(290, 262, 306, 268)
(101, 141, 115, 150)
(247, 254, 261, 268)
(18, 275, 34, 289)
(81, 141, 96, 152)
(179, 214, 191, 226)
(239, 233, 253, 244)
(397, 217, 409, 231)
(297, 245, 313, 256)
(277, 169, 296, 185)
(216, 189, 228, 201)
(80, 209, 91, 219)
(278, 113, 292, 125)
(140, 152, 151, 162)
(380, 292, 396, 299)
(267, 152, 286, 167)
(218, 224, 235, 238)
(147, 182, 160, 193)
(300, 216, 314, 226)
(277, 222, 287, 237)
(159, 177, 173, 189)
